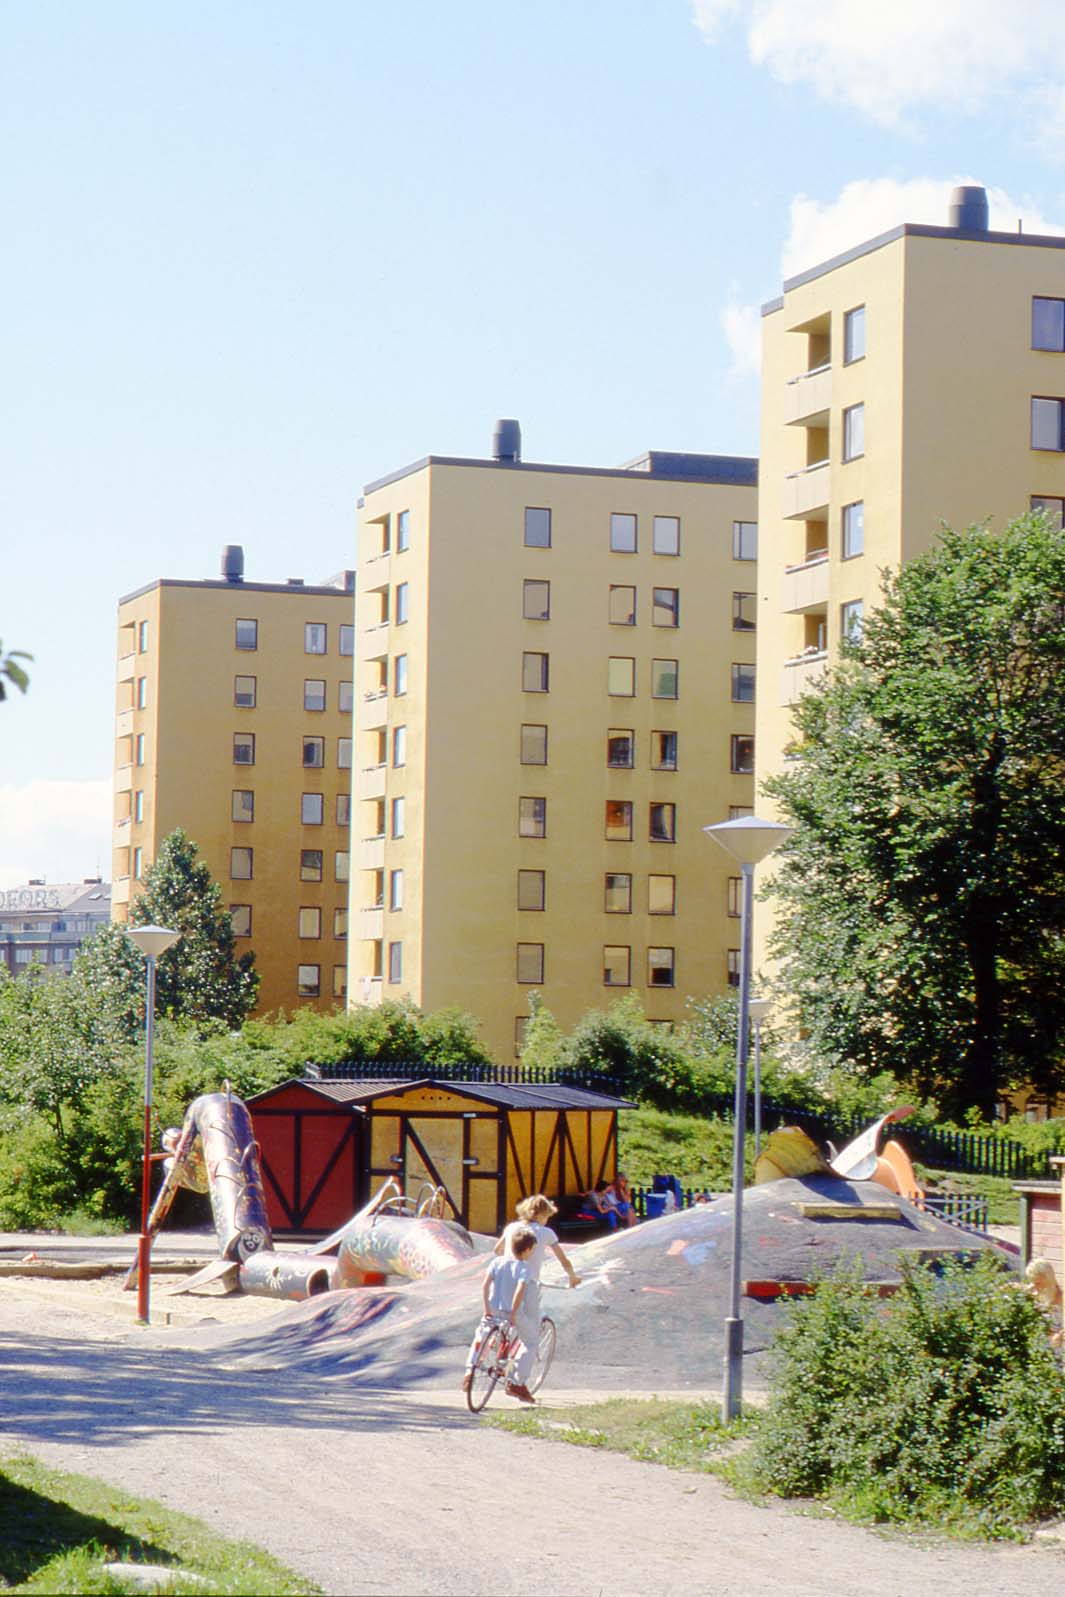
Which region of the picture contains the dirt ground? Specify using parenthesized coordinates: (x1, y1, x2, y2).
(0, 1229, 1061, 1597)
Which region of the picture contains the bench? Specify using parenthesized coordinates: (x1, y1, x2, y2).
(552, 1193, 615, 1239)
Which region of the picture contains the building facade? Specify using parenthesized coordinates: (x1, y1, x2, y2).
(0, 880, 112, 978)
(755, 184, 1065, 971)
(112, 550, 355, 1014)
(349, 426, 759, 1062)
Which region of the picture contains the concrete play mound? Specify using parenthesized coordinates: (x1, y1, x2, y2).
(173, 1174, 1011, 1392)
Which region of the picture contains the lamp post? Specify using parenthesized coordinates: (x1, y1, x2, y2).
(703, 815, 793, 1421)
(747, 996, 772, 1161)
(126, 923, 180, 1324)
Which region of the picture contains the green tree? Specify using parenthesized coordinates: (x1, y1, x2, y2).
(0, 639, 31, 701)
(764, 514, 1065, 1118)
(75, 829, 259, 1032)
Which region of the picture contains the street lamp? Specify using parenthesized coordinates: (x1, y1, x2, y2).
(126, 923, 180, 1324)
(703, 815, 793, 1421)
(747, 997, 772, 1161)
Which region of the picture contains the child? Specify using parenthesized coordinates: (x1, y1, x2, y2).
(495, 1194, 581, 1288)
(463, 1225, 540, 1404)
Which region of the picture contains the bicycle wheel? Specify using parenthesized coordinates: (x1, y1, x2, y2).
(527, 1316, 557, 1395)
(466, 1325, 505, 1413)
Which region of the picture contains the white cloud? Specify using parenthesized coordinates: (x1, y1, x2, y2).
(0, 778, 111, 890)
(721, 299, 762, 375)
(690, 0, 1065, 138)
(781, 177, 1065, 280)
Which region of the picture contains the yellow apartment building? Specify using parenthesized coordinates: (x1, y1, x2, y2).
(112, 548, 355, 1014)
(755, 183, 1065, 971)
(349, 424, 759, 1062)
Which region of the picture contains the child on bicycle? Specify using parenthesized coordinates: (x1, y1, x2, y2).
(462, 1224, 539, 1404)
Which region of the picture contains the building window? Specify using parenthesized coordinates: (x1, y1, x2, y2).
(304, 679, 326, 712)
(651, 730, 677, 771)
(608, 657, 635, 696)
(235, 675, 257, 709)
(303, 736, 324, 768)
(395, 582, 409, 625)
(607, 728, 634, 768)
(731, 663, 756, 702)
(234, 732, 255, 765)
(393, 654, 408, 695)
(390, 868, 404, 911)
(523, 579, 550, 620)
(730, 735, 754, 774)
(519, 796, 546, 837)
(727, 949, 740, 988)
(524, 506, 551, 548)
(729, 805, 753, 820)
(651, 659, 678, 699)
(299, 907, 322, 939)
(842, 500, 864, 559)
(841, 598, 864, 643)
(230, 847, 253, 880)
(232, 789, 254, 823)
(333, 965, 347, 1000)
(842, 403, 865, 461)
(520, 723, 547, 765)
(1033, 297, 1065, 351)
(137, 620, 149, 652)
(648, 874, 675, 915)
(610, 512, 637, 553)
(728, 877, 742, 917)
(230, 904, 252, 937)
(334, 907, 348, 938)
(338, 738, 352, 769)
(517, 869, 545, 911)
(732, 521, 757, 561)
(338, 680, 354, 714)
(391, 796, 405, 838)
(298, 964, 321, 998)
(522, 651, 549, 692)
(300, 849, 323, 882)
(1032, 396, 1065, 451)
(649, 802, 675, 842)
(843, 305, 866, 364)
(335, 850, 350, 881)
(371, 939, 384, 977)
(336, 793, 351, 827)
(301, 792, 324, 825)
(385, 941, 401, 983)
(136, 677, 147, 709)
(648, 946, 675, 988)
(605, 799, 633, 841)
(135, 733, 145, 766)
(339, 623, 354, 657)
(732, 592, 756, 631)
(305, 622, 327, 655)
(517, 943, 544, 983)
(652, 588, 679, 628)
(653, 515, 680, 556)
(397, 509, 410, 551)
(134, 790, 144, 823)
(604, 873, 632, 914)
(236, 618, 258, 651)
(392, 725, 407, 766)
(603, 945, 631, 986)
(608, 585, 636, 625)
(1032, 494, 1065, 527)
(133, 847, 143, 879)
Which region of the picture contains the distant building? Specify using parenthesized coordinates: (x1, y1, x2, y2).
(112, 547, 355, 1015)
(0, 879, 112, 977)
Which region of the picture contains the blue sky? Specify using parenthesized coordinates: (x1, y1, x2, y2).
(4, 0, 1065, 885)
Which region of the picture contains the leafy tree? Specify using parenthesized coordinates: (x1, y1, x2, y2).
(0, 638, 31, 702)
(0, 963, 125, 1137)
(764, 514, 1065, 1118)
(75, 829, 259, 1032)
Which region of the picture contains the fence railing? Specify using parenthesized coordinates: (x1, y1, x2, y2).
(302, 1058, 1054, 1181)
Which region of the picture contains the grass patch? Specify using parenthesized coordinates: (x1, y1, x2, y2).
(0, 1454, 318, 1594)
(485, 1397, 752, 1473)
(918, 1168, 1017, 1227)
(617, 1106, 751, 1191)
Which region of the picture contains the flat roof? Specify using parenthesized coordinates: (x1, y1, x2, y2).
(362, 450, 757, 498)
(762, 221, 1065, 316)
(118, 576, 354, 607)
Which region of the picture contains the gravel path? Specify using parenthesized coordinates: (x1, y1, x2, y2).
(1, 1278, 1063, 1597)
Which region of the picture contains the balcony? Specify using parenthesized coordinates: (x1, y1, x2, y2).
(780, 552, 830, 614)
(112, 817, 131, 842)
(114, 764, 133, 793)
(361, 690, 388, 730)
(781, 649, 828, 705)
(117, 652, 136, 682)
(359, 835, 386, 870)
(783, 461, 830, 520)
(361, 907, 384, 940)
(115, 709, 134, 739)
(359, 763, 387, 799)
(785, 364, 831, 427)
(111, 877, 131, 906)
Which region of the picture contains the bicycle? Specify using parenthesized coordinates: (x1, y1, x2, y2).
(465, 1313, 557, 1413)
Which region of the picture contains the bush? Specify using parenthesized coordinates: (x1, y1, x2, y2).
(749, 1254, 1065, 1535)
(618, 1105, 751, 1189)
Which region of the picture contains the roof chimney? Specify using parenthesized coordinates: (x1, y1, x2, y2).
(492, 419, 521, 464)
(221, 545, 245, 583)
(948, 185, 989, 232)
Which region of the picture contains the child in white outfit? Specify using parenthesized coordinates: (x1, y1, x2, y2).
(463, 1226, 540, 1404)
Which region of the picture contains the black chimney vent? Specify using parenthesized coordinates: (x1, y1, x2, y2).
(948, 185, 989, 232)
(492, 419, 521, 464)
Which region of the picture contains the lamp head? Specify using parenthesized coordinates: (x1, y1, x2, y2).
(747, 997, 772, 1023)
(702, 814, 794, 866)
(126, 924, 180, 960)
